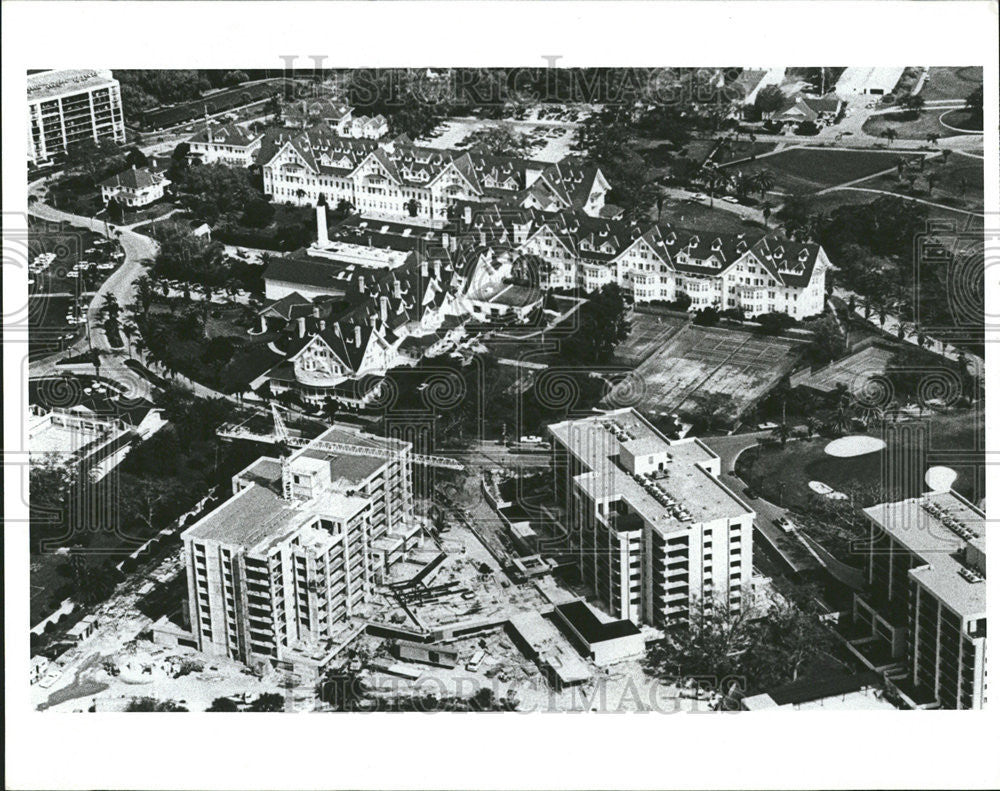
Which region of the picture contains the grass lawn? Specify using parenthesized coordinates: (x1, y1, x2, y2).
(849, 154, 983, 213)
(659, 196, 766, 235)
(917, 67, 983, 102)
(862, 110, 962, 141)
(712, 140, 778, 165)
(723, 147, 925, 194)
(939, 108, 982, 133)
(737, 409, 985, 512)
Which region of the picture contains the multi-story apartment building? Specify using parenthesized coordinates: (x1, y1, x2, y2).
(188, 122, 263, 167)
(457, 204, 832, 319)
(27, 69, 125, 166)
(848, 489, 987, 709)
(548, 408, 754, 628)
(181, 425, 419, 675)
(259, 123, 609, 225)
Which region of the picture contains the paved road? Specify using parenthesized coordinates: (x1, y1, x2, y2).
(28, 200, 237, 404)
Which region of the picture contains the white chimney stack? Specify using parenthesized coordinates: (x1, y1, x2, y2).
(316, 203, 329, 246)
(380, 295, 389, 323)
(358, 275, 365, 293)
(354, 324, 362, 347)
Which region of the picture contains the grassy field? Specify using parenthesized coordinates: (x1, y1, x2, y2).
(738, 409, 985, 511)
(712, 140, 778, 165)
(862, 109, 966, 141)
(611, 323, 806, 421)
(659, 196, 766, 235)
(723, 147, 926, 194)
(916, 67, 983, 102)
(808, 189, 984, 229)
(850, 153, 984, 213)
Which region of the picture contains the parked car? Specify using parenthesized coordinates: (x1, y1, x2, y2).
(773, 516, 796, 534)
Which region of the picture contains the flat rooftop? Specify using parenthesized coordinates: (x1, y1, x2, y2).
(864, 490, 986, 618)
(549, 408, 749, 533)
(29, 410, 121, 456)
(28, 69, 117, 102)
(235, 456, 284, 492)
(183, 483, 302, 551)
(291, 424, 409, 485)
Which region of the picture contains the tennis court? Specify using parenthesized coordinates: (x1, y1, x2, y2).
(613, 324, 806, 420)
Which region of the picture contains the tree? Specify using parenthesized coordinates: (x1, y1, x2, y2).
(882, 128, 898, 146)
(690, 391, 736, 432)
(900, 94, 925, 113)
(206, 697, 239, 712)
(752, 170, 775, 198)
(806, 314, 846, 366)
(125, 697, 188, 712)
(559, 284, 630, 364)
(133, 274, 157, 317)
(964, 85, 983, 126)
(754, 84, 786, 118)
(247, 692, 286, 712)
(771, 421, 791, 446)
(471, 122, 530, 158)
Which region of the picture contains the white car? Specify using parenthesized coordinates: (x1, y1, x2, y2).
(721, 196, 739, 204)
(774, 516, 796, 534)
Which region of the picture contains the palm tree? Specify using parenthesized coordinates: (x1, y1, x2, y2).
(926, 133, 939, 146)
(701, 165, 730, 208)
(896, 320, 913, 342)
(762, 205, 772, 229)
(772, 421, 791, 446)
(753, 170, 775, 198)
(90, 348, 102, 382)
(830, 399, 854, 436)
(883, 128, 898, 147)
(120, 320, 138, 358)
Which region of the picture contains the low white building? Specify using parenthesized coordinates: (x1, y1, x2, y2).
(188, 122, 263, 167)
(835, 67, 906, 97)
(100, 165, 169, 207)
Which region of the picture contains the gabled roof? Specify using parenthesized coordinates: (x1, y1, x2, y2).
(259, 291, 312, 320)
(188, 122, 261, 147)
(100, 166, 167, 191)
(747, 234, 823, 287)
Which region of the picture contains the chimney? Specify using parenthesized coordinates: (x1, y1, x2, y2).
(334, 322, 342, 338)
(421, 258, 428, 278)
(319, 319, 326, 331)
(354, 324, 362, 347)
(297, 316, 307, 337)
(380, 295, 389, 323)
(358, 275, 365, 293)
(394, 278, 402, 298)
(463, 205, 472, 225)
(316, 203, 329, 246)
(132, 163, 137, 171)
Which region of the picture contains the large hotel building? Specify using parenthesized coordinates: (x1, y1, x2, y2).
(548, 408, 755, 628)
(180, 424, 419, 675)
(27, 69, 126, 166)
(848, 489, 987, 709)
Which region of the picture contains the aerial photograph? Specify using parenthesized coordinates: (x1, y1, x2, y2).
(25, 65, 986, 713)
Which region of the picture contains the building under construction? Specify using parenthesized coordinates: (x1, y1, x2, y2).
(180, 418, 459, 676)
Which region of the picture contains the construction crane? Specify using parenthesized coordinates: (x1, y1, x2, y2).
(218, 403, 464, 472)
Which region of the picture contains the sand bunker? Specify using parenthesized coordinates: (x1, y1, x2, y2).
(925, 466, 958, 492)
(824, 436, 886, 458)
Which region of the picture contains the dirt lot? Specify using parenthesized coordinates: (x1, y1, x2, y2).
(613, 323, 806, 420)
